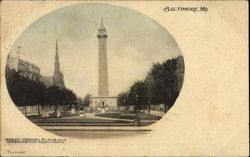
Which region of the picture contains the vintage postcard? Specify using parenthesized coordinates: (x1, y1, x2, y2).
(0, 1, 248, 156)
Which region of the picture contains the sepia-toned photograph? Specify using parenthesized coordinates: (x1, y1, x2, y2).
(5, 3, 184, 138)
(1, 1, 248, 156)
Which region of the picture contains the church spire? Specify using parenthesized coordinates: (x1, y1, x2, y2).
(53, 39, 65, 88)
(55, 39, 59, 68)
(56, 39, 58, 55)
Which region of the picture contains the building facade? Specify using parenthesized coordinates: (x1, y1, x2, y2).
(89, 96, 117, 112)
(7, 40, 65, 88)
(7, 54, 41, 81)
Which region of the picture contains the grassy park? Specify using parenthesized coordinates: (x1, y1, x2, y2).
(95, 112, 161, 120)
(26, 109, 162, 127)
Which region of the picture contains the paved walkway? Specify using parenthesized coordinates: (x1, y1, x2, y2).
(29, 111, 160, 129)
(27, 110, 163, 123)
(62, 112, 159, 122)
(42, 126, 152, 132)
(26, 111, 54, 116)
(149, 110, 165, 117)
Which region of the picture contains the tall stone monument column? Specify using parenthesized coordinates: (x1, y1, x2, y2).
(89, 19, 117, 112)
(97, 19, 109, 96)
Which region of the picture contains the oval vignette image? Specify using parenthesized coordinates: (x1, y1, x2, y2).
(5, 4, 184, 138)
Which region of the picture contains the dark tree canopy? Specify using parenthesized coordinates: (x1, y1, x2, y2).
(83, 93, 92, 106)
(117, 56, 184, 113)
(117, 92, 129, 106)
(5, 67, 77, 109)
(128, 80, 148, 111)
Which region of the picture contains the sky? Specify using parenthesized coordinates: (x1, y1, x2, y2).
(9, 3, 182, 98)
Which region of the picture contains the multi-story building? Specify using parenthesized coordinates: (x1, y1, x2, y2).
(7, 53, 41, 81)
(7, 40, 66, 88)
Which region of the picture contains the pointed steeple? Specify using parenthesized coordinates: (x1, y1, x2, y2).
(53, 39, 65, 88)
(56, 39, 58, 55)
(55, 39, 61, 72)
(55, 39, 59, 63)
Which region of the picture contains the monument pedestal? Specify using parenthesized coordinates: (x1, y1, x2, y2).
(89, 96, 117, 112)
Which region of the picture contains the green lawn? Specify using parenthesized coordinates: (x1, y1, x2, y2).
(95, 112, 162, 120)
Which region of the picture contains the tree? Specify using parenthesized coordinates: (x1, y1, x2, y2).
(117, 92, 129, 110)
(76, 97, 84, 110)
(116, 56, 184, 114)
(46, 86, 77, 111)
(149, 58, 179, 113)
(6, 67, 48, 115)
(128, 80, 148, 112)
(29, 80, 46, 115)
(47, 86, 60, 111)
(145, 72, 161, 111)
(64, 88, 77, 109)
(83, 94, 91, 106)
(5, 66, 78, 116)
